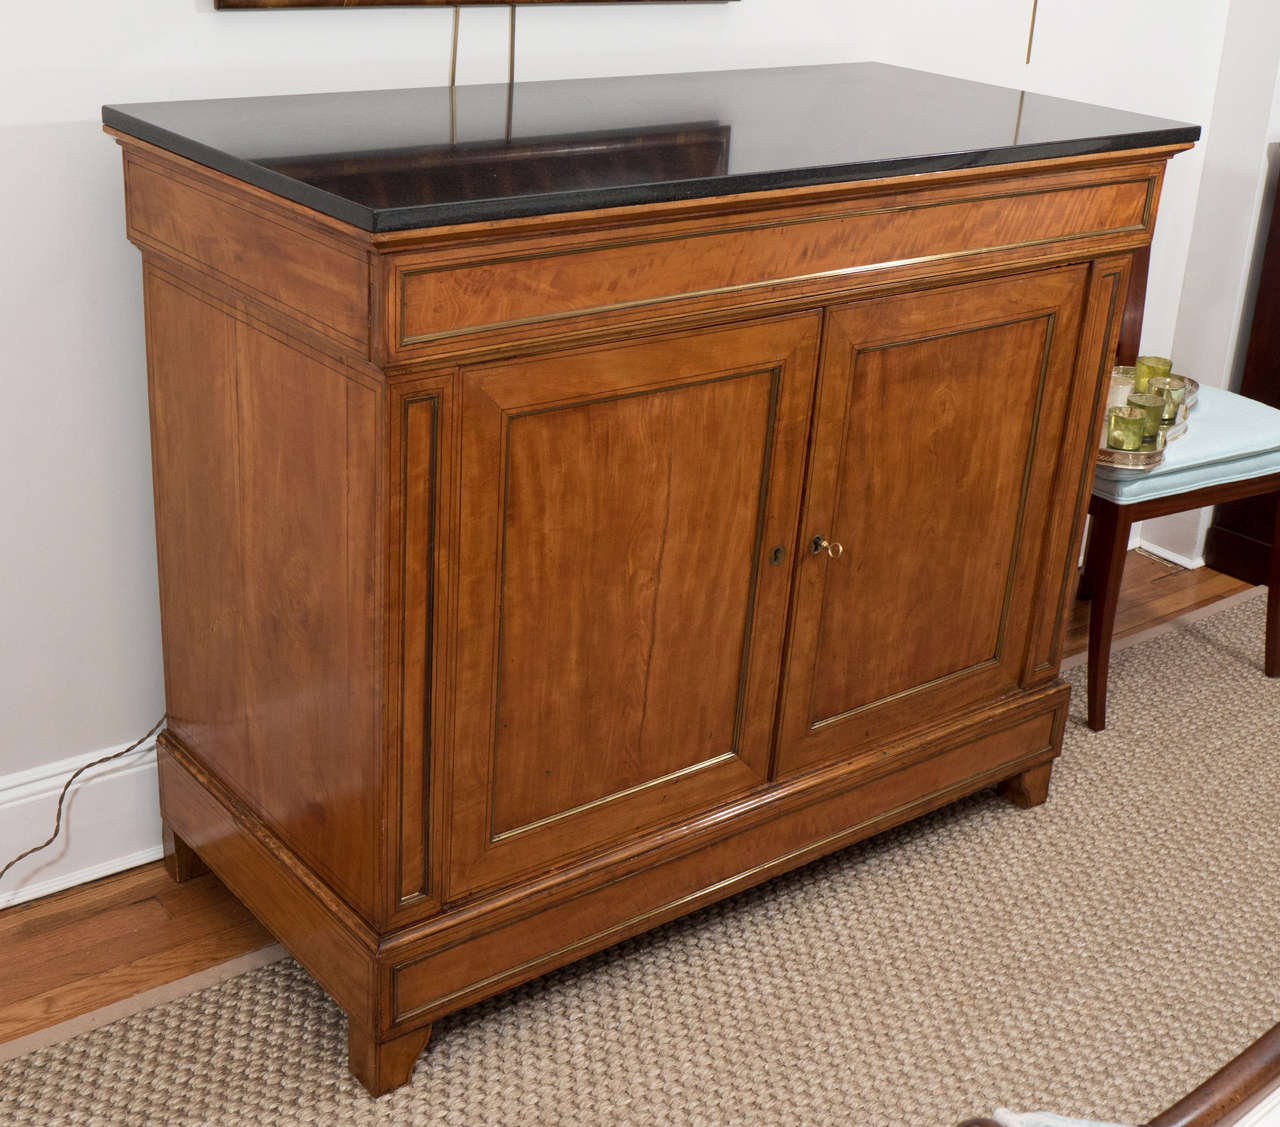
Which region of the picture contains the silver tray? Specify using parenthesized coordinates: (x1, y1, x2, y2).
(1182, 376, 1199, 411)
(1097, 445, 1164, 470)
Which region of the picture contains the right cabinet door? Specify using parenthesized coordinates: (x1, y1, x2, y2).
(776, 266, 1089, 777)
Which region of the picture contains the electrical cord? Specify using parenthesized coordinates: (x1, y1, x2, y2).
(0, 715, 167, 886)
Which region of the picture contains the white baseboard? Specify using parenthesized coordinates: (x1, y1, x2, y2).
(1137, 540, 1207, 570)
(0, 737, 164, 909)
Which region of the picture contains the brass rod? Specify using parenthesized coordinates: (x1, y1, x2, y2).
(449, 6, 460, 89)
(1025, 0, 1039, 64)
(505, 5, 516, 142)
(449, 6, 459, 145)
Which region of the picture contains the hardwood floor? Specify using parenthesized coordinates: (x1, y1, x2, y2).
(0, 553, 1255, 1051)
(1064, 548, 1251, 656)
(0, 862, 272, 1045)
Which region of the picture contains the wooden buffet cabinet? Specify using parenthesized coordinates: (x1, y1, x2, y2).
(103, 65, 1196, 1095)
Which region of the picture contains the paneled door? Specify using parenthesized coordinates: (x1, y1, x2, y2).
(447, 314, 820, 897)
(775, 267, 1089, 778)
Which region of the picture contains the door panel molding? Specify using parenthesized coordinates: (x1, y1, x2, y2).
(775, 267, 1088, 778)
(448, 314, 820, 897)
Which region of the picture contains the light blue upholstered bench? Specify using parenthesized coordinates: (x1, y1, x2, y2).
(1079, 386, 1280, 730)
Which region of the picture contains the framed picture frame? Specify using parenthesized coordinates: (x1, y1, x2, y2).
(216, 0, 729, 8)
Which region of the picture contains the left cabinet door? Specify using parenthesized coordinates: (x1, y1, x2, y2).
(446, 314, 820, 897)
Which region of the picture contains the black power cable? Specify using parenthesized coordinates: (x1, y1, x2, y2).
(0, 715, 167, 887)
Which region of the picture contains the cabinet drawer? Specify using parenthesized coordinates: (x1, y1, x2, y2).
(386, 167, 1155, 357)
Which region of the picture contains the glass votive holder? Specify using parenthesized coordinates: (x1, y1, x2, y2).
(1127, 391, 1166, 437)
(1134, 355, 1173, 392)
(1146, 374, 1187, 422)
(1107, 367, 1137, 411)
(1106, 405, 1146, 451)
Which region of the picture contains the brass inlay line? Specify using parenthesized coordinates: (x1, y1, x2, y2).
(506, 5, 516, 142)
(1025, 0, 1040, 65)
(396, 394, 439, 907)
(400, 221, 1147, 348)
(1140, 177, 1157, 227)
(449, 7, 460, 146)
(403, 175, 1153, 283)
(491, 754, 739, 843)
(809, 659, 1003, 732)
(397, 175, 1154, 347)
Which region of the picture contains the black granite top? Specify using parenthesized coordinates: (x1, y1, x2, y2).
(103, 62, 1198, 233)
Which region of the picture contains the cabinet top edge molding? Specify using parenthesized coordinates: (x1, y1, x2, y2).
(101, 62, 1199, 235)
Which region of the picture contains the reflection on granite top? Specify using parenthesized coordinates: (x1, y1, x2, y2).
(103, 62, 1198, 231)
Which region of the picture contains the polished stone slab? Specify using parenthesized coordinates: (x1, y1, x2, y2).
(103, 62, 1199, 232)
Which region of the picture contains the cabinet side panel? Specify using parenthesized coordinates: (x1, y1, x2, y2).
(146, 267, 382, 919)
(146, 268, 250, 769)
(235, 323, 382, 916)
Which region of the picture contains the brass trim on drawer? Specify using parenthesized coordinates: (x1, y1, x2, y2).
(395, 176, 1156, 348)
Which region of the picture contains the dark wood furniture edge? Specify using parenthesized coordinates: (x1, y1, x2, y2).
(1116, 243, 1151, 366)
(1206, 177, 1280, 580)
(957, 1021, 1280, 1126)
(1081, 473, 1280, 728)
(1204, 522, 1273, 587)
(1147, 1021, 1280, 1127)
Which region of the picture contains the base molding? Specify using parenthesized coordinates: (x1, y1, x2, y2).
(158, 683, 1067, 1072)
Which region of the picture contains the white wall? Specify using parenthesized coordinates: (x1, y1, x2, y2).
(0, 0, 1250, 902)
(1138, 0, 1280, 566)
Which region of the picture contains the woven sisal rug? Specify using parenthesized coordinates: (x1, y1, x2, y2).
(4, 593, 1279, 1126)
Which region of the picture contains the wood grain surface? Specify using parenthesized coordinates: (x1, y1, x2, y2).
(109, 127, 1194, 1091)
(447, 314, 819, 896)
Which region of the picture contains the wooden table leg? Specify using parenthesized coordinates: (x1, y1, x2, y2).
(348, 1021, 432, 1097)
(1086, 498, 1133, 731)
(1078, 510, 1103, 601)
(1267, 495, 1280, 677)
